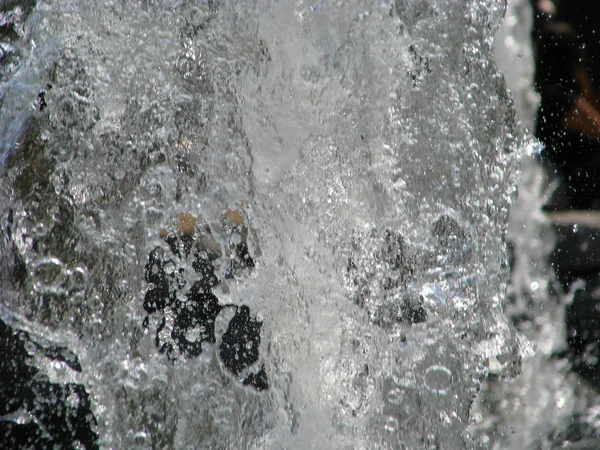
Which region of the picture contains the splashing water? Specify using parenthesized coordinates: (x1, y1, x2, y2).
(0, 1, 529, 448)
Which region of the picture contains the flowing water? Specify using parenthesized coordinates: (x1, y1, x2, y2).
(0, 1, 539, 448)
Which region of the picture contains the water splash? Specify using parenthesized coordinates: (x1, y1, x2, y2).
(0, 0, 525, 448)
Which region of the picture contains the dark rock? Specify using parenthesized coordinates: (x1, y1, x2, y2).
(142, 216, 268, 390)
(171, 284, 222, 357)
(219, 305, 262, 376)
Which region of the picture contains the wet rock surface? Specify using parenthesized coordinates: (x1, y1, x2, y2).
(142, 213, 267, 391)
(0, 317, 98, 450)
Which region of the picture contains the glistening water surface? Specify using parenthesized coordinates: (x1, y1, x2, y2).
(0, 1, 529, 448)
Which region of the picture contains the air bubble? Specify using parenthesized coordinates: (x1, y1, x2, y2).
(67, 267, 88, 292)
(185, 327, 201, 343)
(32, 257, 67, 294)
(424, 364, 453, 394)
(33, 222, 48, 237)
(387, 387, 405, 405)
(384, 416, 399, 432)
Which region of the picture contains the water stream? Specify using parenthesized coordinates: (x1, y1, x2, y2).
(0, 1, 536, 448)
